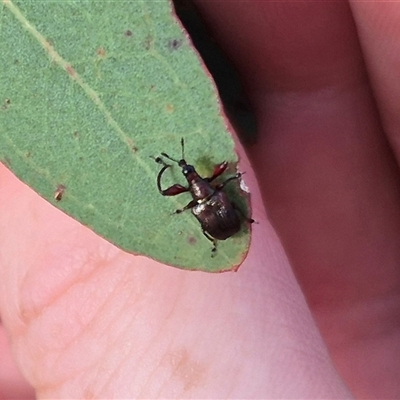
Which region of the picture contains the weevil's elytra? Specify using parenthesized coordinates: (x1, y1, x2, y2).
(154, 138, 253, 255)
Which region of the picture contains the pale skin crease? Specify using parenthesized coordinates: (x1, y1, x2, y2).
(0, 2, 399, 399)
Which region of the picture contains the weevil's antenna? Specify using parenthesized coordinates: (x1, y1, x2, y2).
(181, 137, 185, 161)
(161, 152, 179, 163)
(160, 138, 186, 164)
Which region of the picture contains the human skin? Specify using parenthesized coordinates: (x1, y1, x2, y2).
(193, 1, 400, 398)
(0, 1, 399, 399)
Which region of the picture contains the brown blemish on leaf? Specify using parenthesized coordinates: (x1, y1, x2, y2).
(44, 39, 54, 51)
(127, 138, 138, 153)
(96, 47, 106, 58)
(166, 104, 174, 113)
(168, 38, 182, 50)
(66, 64, 77, 79)
(25, 151, 31, 158)
(188, 236, 197, 245)
(54, 184, 66, 201)
(44, 39, 57, 65)
(124, 29, 133, 37)
(73, 131, 79, 138)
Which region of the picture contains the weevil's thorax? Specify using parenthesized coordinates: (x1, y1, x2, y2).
(180, 161, 214, 201)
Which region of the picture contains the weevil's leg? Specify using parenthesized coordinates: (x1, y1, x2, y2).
(215, 173, 242, 190)
(202, 228, 218, 256)
(153, 157, 189, 196)
(174, 199, 197, 214)
(161, 183, 189, 196)
(206, 161, 229, 182)
(232, 202, 255, 224)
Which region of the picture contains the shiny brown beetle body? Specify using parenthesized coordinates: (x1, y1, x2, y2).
(154, 138, 252, 254)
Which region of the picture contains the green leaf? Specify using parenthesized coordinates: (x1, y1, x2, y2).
(0, 0, 252, 272)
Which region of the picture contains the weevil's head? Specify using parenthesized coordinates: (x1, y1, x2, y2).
(180, 161, 195, 177)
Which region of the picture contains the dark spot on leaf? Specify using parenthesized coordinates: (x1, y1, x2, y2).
(26, 151, 31, 158)
(73, 131, 79, 138)
(44, 39, 54, 52)
(1, 98, 11, 110)
(127, 138, 138, 153)
(124, 30, 133, 37)
(96, 47, 106, 57)
(54, 184, 66, 201)
(188, 236, 197, 245)
(168, 39, 182, 50)
(66, 64, 77, 78)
